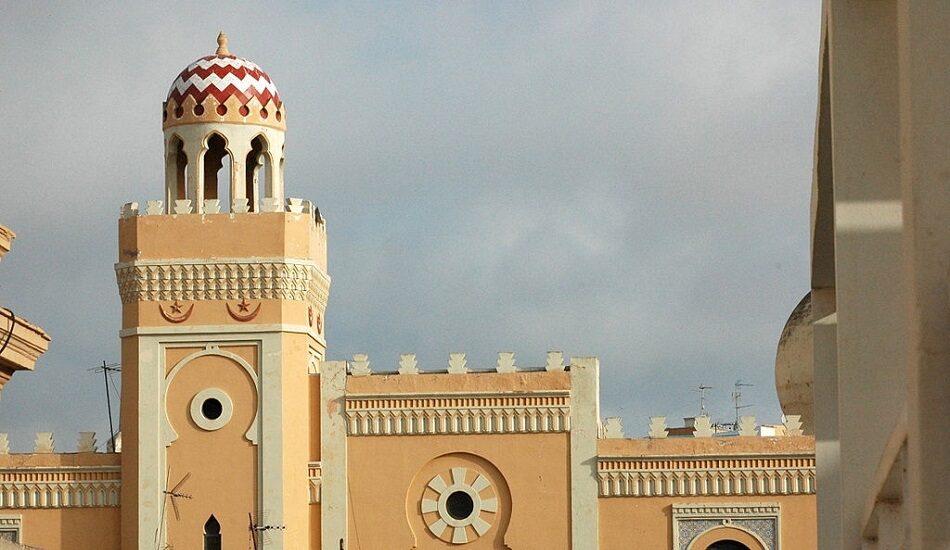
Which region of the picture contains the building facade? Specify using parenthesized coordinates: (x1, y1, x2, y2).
(803, 2, 950, 549)
(0, 35, 816, 550)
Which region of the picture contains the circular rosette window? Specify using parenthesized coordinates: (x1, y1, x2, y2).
(422, 467, 498, 544)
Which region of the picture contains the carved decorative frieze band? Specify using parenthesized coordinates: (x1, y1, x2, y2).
(672, 503, 780, 550)
(345, 391, 571, 436)
(115, 259, 330, 308)
(0, 466, 121, 508)
(597, 454, 815, 498)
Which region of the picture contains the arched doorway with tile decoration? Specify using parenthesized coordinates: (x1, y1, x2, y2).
(688, 526, 767, 550)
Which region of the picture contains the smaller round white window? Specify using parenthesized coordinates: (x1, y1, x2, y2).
(190, 388, 233, 431)
(422, 467, 497, 544)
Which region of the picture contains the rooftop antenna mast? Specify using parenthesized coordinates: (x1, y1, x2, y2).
(249, 511, 285, 550)
(155, 468, 192, 550)
(88, 361, 121, 451)
(694, 384, 713, 417)
(732, 380, 754, 427)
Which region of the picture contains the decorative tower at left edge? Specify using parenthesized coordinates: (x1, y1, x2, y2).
(114, 33, 329, 550)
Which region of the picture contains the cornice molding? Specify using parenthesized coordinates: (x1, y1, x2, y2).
(598, 453, 815, 498)
(0, 308, 51, 381)
(0, 224, 13, 261)
(0, 465, 121, 508)
(345, 391, 571, 436)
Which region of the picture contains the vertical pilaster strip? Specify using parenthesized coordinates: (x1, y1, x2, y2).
(138, 337, 162, 550)
(896, 2, 950, 547)
(320, 360, 348, 549)
(260, 333, 284, 549)
(813, 312, 840, 549)
(569, 356, 599, 549)
(184, 141, 203, 207)
(231, 138, 253, 203)
(827, 0, 905, 546)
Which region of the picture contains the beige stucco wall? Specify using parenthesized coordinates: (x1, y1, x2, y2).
(343, 370, 573, 549)
(163, 345, 258, 549)
(345, 370, 570, 394)
(3, 508, 120, 550)
(117, 209, 327, 549)
(117, 211, 327, 272)
(0, 453, 121, 550)
(347, 433, 570, 549)
(281, 332, 316, 548)
(598, 437, 816, 550)
(598, 435, 813, 457)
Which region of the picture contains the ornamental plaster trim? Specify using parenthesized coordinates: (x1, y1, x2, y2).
(0, 466, 121, 509)
(597, 454, 815, 498)
(308, 347, 322, 374)
(163, 344, 260, 446)
(0, 308, 51, 374)
(0, 515, 21, 543)
(118, 323, 322, 341)
(0, 224, 13, 262)
(422, 467, 497, 544)
(114, 258, 330, 309)
(344, 391, 571, 436)
(672, 503, 780, 550)
(308, 462, 321, 504)
(189, 387, 234, 431)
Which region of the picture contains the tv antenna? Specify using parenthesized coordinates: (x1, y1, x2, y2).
(693, 384, 713, 416)
(88, 361, 121, 452)
(732, 380, 754, 427)
(249, 511, 285, 550)
(155, 468, 192, 550)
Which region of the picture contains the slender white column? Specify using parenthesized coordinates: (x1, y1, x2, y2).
(320, 360, 348, 550)
(569, 356, 599, 549)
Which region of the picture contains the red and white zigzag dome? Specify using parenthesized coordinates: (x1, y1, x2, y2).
(162, 32, 286, 130)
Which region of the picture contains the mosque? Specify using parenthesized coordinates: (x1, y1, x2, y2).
(0, 34, 817, 550)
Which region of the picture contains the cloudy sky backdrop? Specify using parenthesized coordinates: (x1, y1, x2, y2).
(0, 1, 820, 450)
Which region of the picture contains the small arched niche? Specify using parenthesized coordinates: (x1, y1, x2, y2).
(166, 135, 188, 206)
(245, 135, 272, 210)
(204, 515, 221, 550)
(202, 133, 231, 206)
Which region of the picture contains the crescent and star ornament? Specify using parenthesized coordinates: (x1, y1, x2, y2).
(226, 298, 261, 322)
(159, 300, 194, 323)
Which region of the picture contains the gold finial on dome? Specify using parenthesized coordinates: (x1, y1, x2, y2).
(216, 31, 230, 56)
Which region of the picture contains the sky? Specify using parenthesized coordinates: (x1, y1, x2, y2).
(0, 1, 821, 450)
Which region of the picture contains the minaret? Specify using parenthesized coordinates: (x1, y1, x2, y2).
(116, 33, 328, 550)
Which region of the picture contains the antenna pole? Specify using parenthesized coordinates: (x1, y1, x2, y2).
(102, 360, 116, 452)
(732, 380, 754, 428)
(696, 384, 713, 416)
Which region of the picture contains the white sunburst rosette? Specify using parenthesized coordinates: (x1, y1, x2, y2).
(421, 467, 498, 544)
